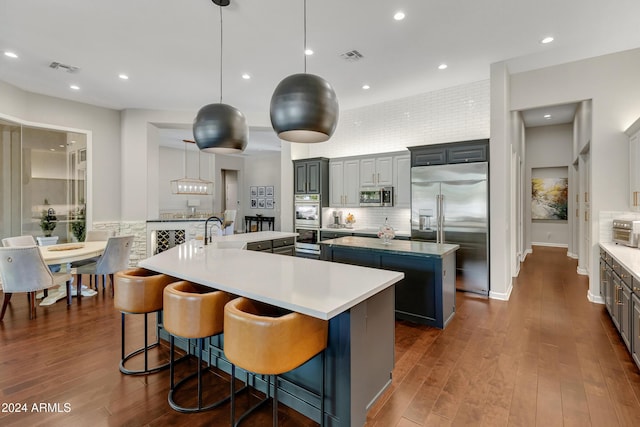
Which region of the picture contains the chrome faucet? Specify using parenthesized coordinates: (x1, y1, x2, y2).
(204, 216, 223, 245)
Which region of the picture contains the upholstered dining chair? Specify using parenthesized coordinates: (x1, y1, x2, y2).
(1, 235, 37, 247)
(0, 246, 72, 321)
(73, 235, 134, 297)
(72, 229, 116, 289)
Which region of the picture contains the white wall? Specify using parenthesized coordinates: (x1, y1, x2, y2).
(244, 153, 281, 231)
(498, 47, 640, 302)
(525, 124, 573, 248)
(0, 81, 121, 223)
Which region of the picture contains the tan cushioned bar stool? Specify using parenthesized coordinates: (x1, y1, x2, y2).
(163, 281, 232, 413)
(224, 297, 328, 426)
(114, 268, 176, 375)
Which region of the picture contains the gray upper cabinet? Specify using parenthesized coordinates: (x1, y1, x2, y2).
(410, 139, 489, 167)
(360, 156, 393, 187)
(293, 158, 329, 196)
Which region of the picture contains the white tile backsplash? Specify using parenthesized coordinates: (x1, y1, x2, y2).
(600, 211, 640, 243)
(308, 80, 490, 159)
(323, 207, 411, 232)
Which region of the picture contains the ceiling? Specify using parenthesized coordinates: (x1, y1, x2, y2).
(521, 103, 578, 128)
(2, 0, 640, 149)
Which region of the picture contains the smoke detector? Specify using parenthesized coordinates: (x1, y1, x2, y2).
(49, 61, 80, 73)
(340, 50, 364, 62)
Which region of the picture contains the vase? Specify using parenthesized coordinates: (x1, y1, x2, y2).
(37, 236, 59, 246)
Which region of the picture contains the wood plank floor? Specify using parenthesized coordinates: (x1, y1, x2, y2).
(0, 246, 639, 426)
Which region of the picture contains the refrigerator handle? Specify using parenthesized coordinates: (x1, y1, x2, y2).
(440, 194, 445, 243)
(436, 194, 441, 244)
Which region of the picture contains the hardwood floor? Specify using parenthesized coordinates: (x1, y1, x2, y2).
(0, 246, 639, 426)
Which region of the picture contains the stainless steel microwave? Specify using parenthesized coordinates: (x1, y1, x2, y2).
(359, 187, 394, 207)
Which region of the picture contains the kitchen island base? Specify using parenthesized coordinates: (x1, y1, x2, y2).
(159, 285, 395, 426)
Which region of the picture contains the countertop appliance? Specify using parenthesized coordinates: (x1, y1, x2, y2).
(294, 194, 321, 257)
(411, 162, 489, 296)
(359, 187, 394, 207)
(612, 219, 640, 247)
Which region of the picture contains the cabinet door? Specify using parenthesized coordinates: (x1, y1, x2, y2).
(394, 155, 411, 208)
(632, 294, 640, 368)
(411, 147, 446, 166)
(360, 158, 376, 186)
(447, 142, 488, 163)
(612, 274, 622, 329)
(343, 159, 360, 206)
(630, 132, 640, 210)
(376, 156, 393, 186)
(330, 161, 345, 206)
(621, 282, 632, 351)
(306, 161, 321, 193)
(294, 162, 308, 194)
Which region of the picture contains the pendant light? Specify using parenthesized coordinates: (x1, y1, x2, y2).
(270, 0, 339, 143)
(193, 0, 248, 154)
(170, 140, 214, 195)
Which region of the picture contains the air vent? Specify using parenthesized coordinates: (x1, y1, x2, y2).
(340, 50, 364, 62)
(49, 61, 80, 73)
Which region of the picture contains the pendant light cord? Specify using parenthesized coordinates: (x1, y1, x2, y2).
(219, 5, 224, 103)
(303, 0, 307, 73)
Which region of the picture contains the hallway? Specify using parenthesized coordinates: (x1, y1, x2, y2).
(367, 246, 640, 426)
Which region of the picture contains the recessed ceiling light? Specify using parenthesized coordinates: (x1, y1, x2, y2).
(541, 36, 554, 44)
(59, 145, 65, 148)
(394, 11, 405, 21)
(70, 140, 76, 144)
(118, 73, 129, 80)
(70, 84, 80, 90)
(362, 84, 370, 90)
(438, 63, 448, 70)
(241, 73, 251, 80)
(304, 48, 314, 56)
(4, 51, 18, 59)
(49, 148, 55, 152)
(544, 114, 551, 119)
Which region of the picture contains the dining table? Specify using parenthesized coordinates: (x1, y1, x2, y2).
(38, 241, 107, 305)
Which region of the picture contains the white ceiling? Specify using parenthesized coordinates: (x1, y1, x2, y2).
(521, 103, 578, 128)
(2, 0, 640, 148)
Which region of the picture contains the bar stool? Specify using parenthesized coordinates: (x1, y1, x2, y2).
(224, 297, 328, 426)
(163, 281, 231, 413)
(114, 268, 175, 375)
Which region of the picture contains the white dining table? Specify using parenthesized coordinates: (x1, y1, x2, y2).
(38, 241, 107, 305)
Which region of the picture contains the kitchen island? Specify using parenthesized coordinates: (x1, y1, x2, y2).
(320, 236, 459, 328)
(138, 236, 404, 426)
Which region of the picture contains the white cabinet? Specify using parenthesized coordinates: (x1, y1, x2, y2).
(627, 118, 640, 211)
(630, 131, 640, 210)
(360, 156, 393, 187)
(393, 154, 411, 208)
(329, 159, 360, 207)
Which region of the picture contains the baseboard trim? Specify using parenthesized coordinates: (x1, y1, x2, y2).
(588, 290, 605, 305)
(567, 251, 578, 259)
(489, 280, 513, 301)
(531, 242, 568, 248)
(577, 267, 589, 275)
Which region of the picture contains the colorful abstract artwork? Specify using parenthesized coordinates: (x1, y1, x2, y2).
(531, 177, 568, 220)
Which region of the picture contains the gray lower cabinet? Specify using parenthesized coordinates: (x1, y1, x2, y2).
(632, 293, 640, 367)
(247, 238, 295, 255)
(600, 247, 637, 365)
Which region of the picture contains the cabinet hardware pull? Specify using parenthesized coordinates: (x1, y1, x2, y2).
(634, 287, 640, 292)
(616, 285, 623, 305)
(585, 211, 589, 222)
(635, 191, 639, 207)
(576, 208, 579, 218)
(584, 192, 588, 203)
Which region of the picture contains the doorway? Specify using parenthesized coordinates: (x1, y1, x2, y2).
(221, 169, 238, 213)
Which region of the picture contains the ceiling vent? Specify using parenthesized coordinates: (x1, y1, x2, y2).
(49, 61, 80, 73)
(340, 50, 364, 62)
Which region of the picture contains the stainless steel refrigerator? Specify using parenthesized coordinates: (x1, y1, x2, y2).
(411, 162, 489, 296)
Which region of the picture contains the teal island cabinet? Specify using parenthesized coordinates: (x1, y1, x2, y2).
(320, 236, 459, 329)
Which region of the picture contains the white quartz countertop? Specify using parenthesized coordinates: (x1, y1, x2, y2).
(138, 240, 404, 320)
(320, 236, 459, 257)
(600, 242, 640, 282)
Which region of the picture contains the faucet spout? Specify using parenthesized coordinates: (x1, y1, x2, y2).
(204, 216, 223, 245)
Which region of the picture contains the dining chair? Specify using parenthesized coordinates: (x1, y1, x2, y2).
(73, 229, 115, 289)
(73, 235, 134, 297)
(2, 235, 37, 247)
(0, 246, 72, 321)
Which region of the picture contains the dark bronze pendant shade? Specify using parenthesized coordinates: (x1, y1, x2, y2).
(193, 103, 248, 154)
(193, 0, 248, 154)
(270, 73, 338, 143)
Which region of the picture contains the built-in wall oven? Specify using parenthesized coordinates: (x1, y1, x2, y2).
(294, 194, 321, 257)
